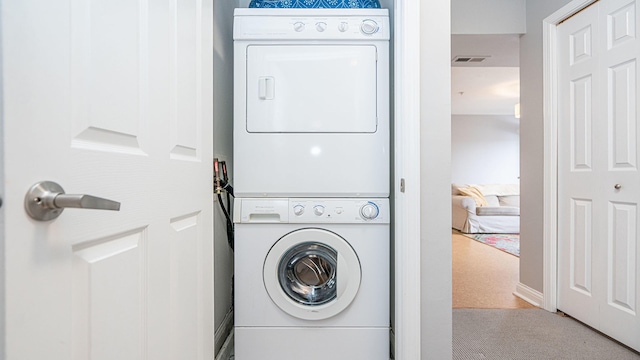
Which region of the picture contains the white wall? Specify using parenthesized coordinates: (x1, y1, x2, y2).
(213, 0, 236, 354)
(452, 0, 526, 34)
(451, 115, 519, 185)
(519, 0, 573, 293)
(421, 0, 452, 358)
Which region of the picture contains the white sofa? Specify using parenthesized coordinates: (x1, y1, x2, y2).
(451, 183, 520, 234)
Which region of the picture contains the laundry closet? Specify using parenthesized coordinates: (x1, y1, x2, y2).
(227, 2, 391, 358)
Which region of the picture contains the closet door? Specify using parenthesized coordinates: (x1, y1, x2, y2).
(557, 0, 640, 351)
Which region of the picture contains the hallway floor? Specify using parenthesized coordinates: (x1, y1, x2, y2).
(452, 231, 535, 309)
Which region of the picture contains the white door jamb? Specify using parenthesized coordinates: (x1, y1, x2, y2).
(393, 0, 422, 359)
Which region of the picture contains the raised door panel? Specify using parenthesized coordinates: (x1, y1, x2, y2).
(72, 230, 147, 360)
(608, 60, 637, 169)
(571, 76, 594, 170)
(70, 0, 147, 155)
(608, 202, 637, 313)
(170, 0, 202, 161)
(570, 199, 594, 295)
(170, 213, 203, 360)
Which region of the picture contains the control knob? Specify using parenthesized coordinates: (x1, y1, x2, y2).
(360, 19, 379, 35)
(316, 22, 327, 32)
(313, 205, 325, 216)
(360, 202, 379, 220)
(338, 21, 349, 32)
(293, 21, 305, 32)
(293, 205, 305, 216)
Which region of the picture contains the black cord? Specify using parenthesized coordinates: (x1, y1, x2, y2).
(217, 193, 234, 250)
(225, 190, 234, 248)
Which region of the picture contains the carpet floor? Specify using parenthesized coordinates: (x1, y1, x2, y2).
(454, 309, 640, 359)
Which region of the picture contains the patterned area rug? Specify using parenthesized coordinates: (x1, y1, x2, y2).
(462, 233, 520, 257)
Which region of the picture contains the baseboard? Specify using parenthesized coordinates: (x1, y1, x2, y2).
(215, 309, 234, 358)
(215, 329, 234, 360)
(514, 282, 543, 307)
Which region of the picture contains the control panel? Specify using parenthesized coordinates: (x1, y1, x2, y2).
(233, 10, 389, 40)
(288, 198, 388, 223)
(235, 198, 389, 224)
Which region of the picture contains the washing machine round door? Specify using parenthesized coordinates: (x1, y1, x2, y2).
(263, 228, 361, 321)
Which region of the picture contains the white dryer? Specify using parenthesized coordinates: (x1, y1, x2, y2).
(233, 197, 390, 360)
(233, 9, 390, 197)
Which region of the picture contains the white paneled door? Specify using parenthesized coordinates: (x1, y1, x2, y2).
(2, 0, 214, 359)
(558, 0, 640, 351)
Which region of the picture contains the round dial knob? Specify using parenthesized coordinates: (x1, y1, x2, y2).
(360, 19, 379, 35)
(293, 22, 305, 32)
(293, 205, 305, 216)
(338, 21, 349, 32)
(313, 205, 325, 216)
(360, 202, 379, 220)
(316, 22, 327, 32)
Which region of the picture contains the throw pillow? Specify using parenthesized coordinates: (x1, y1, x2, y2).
(458, 186, 489, 207)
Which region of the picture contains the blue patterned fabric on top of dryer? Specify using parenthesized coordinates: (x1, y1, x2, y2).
(248, 0, 381, 8)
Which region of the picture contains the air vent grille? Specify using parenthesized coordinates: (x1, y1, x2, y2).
(452, 55, 490, 63)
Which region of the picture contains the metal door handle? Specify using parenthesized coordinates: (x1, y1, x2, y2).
(25, 181, 121, 221)
(614, 184, 622, 190)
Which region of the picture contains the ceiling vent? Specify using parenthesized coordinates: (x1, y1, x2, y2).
(452, 55, 490, 63)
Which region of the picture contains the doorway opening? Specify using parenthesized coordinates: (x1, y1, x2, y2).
(450, 34, 526, 309)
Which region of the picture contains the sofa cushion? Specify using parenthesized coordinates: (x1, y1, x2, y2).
(458, 186, 488, 206)
(476, 206, 520, 216)
(498, 195, 520, 207)
(484, 195, 500, 207)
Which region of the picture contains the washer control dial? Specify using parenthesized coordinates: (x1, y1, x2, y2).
(360, 202, 379, 220)
(338, 21, 349, 32)
(293, 205, 305, 216)
(360, 19, 379, 35)
(293, 21, 305, 32)
(316, 22, 327, 32)
(313, 205, 325, 216)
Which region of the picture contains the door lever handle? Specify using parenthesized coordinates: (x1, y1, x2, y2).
(25, 181, 121, 221)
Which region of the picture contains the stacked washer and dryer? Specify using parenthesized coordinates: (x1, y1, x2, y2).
(233, 8, 390, 359)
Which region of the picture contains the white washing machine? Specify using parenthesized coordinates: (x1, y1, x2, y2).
(233, 197, 390, 360)
(233, 9, 390, 197)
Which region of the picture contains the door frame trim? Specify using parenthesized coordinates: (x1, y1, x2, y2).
(542, 0, 599, 312)
(394, 0, 422, 359)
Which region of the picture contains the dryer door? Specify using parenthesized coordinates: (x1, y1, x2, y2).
(246, 45, 378, 133)
(263, 228, 361, 321)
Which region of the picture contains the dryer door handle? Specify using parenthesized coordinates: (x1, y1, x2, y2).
(258, 76, 275, 100)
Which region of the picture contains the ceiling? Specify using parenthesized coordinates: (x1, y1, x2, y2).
(451, 34, 520, 116)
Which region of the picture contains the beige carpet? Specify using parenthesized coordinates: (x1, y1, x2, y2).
(452, 231, 535, 309)
(454, 309, 640, 359)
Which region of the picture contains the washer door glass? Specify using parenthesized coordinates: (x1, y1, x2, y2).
(263, 228, 361, 321)
(279, 242, 337, 306)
